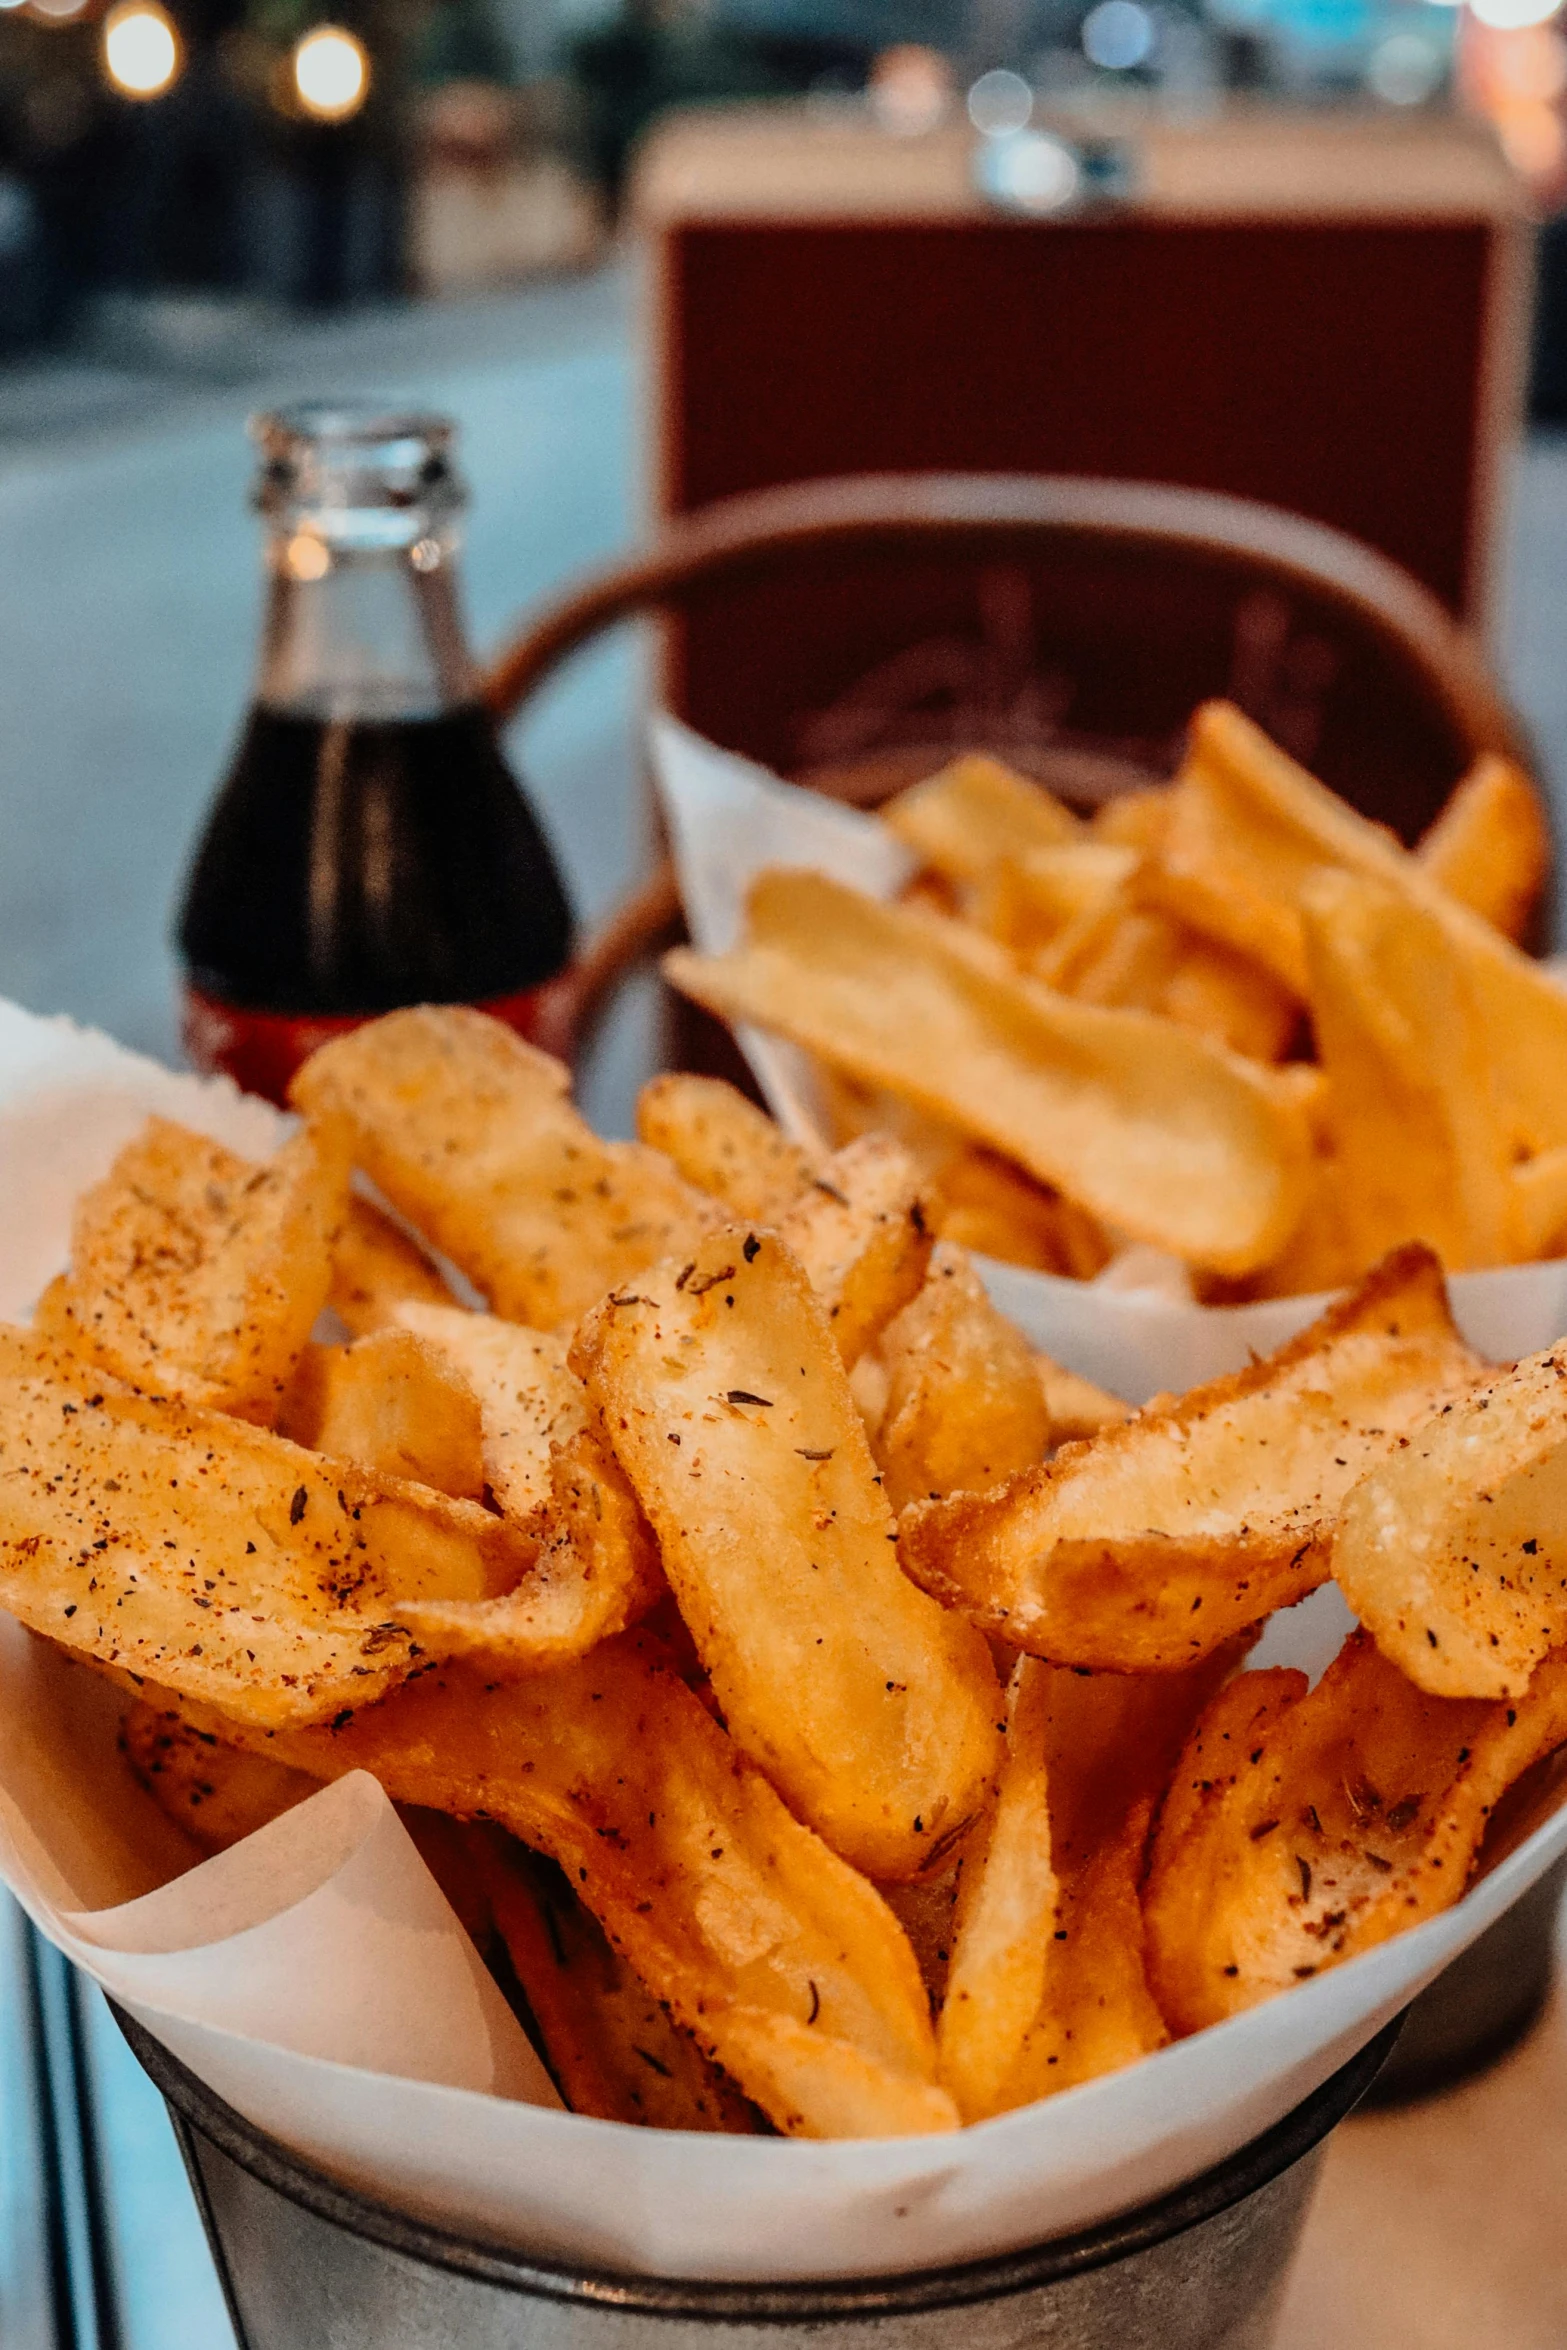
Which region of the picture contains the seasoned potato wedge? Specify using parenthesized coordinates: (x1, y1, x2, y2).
(329, 1194, 457, 1337)
(176, 1634, 958, 2139)
(776, 1135, 936, 1367)
(635, 1072, 818, 1222)
(1333, 1343, 1567, 1699)
(42, 1116, 348, 1421)
(1143, 1631, 1567, 2033)
(899, 1246, 1484, 1670)
(665, 870, 1313, 1277)
(472, 1832, 759, 2131)
(122, 1697, 321, 1850)
(939, 1650, 1240, 2120)
(392, 1302, 586, 1525)
(881, 753, 1079, 882)
(1301, 868, 1517, 1273)
(0, 1368, 532, 1724)
(292, 1328, 488, 1499)
(575, 1226, 1002, 1881)
(1416, 752, 1549, 942)
(872, 1243, 1050, 1513)
(291, 1008, 717, 1329)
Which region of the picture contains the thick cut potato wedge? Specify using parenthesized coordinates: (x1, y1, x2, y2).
(0, 1369, 531, 1724)
(934, 1148, 1111, 1279)
(635, 1073, 818, 1222)
(899, 1246, 1484, 1671)
(938, 1651, 1238, 2120)
(974, 842, 1138, 957)
(42, 1117, 348, 1422)
(1156, 703, 1567, 1156)
(1301, 869, 1517, 1273)
(1143, 1631, 1567, 2034)
(392, 1303, 586, 1526)
(122, 1697, 321, 1850)
(665, 870, 1312, 1277)
(291, 1008, 717, 1330)
(776, 1136, 936, 1367)
(881, 754, 1079, 881)
(1416, 753, 1549, 943)
(1333, 1344, 1567, 1700)
(329, 1194, 457, 1337)
(392, 1426, 665, 1670)
(872, 1243, 1050, 1513)
(1034, 1356, 1131, 1444)
(575, 1226, 1002, 1881)
(293, 1329, 487, 1498)
(471, 1833, 759, 2131)
(181, 1634, 957, 2139)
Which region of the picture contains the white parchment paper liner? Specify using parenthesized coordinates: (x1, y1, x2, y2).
(2, 987, 1567, 2282)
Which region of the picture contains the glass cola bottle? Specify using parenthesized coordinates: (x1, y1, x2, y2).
(176, 404, 575, 1103)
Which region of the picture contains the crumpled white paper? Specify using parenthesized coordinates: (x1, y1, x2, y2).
(3, 984, 1567, 2283)
(650, 716, 1567, 1403)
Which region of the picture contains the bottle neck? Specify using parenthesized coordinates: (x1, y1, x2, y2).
(255, 534, 477, 723)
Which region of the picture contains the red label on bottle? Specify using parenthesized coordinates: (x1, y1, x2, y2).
(181, 982, 576, 1106)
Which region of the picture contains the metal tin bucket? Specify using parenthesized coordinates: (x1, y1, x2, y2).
(114, 2007, 1396, 2350)
(1366, 1853, 1566, 2104)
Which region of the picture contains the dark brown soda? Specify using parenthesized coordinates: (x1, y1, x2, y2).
(177, 703, 574, 1018)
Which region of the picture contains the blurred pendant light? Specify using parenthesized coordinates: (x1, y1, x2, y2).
(291, 23, 369, 121)
(101, 0, 182, 95)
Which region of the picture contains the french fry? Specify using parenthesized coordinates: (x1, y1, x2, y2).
(1301, 869, 1517, 1273)
(392, 1426, 665, 1670)
(0, 1368, 531, 1724)
(1333, 1343, 1567, 1700)
(776, 1136, 936, 1367)
(1156, 702, 1567, 1156)
(635, 1072, 818, 1222)
(291, 1008, 718, 1330)
(1416, 753, 1550, 942)
(180, 1634, 958, 2139)
(574, 1226, 1003, 1881)
(899, 1246, 1484, 1671)
(938, 1652, 1239, 2119)
(122, 1697, 321, 1850)
(470, 1833, 759, 2131)
(43, 1117, 348, 1422)
(1091, 785, 1173, 853)
(881, 753, 1079, 882)
(391, 1302, 586, 1525)
(329, 1194, 457, 1337)
(872, 1243, 1050, 1513)
(1033, 1355, 1131, 1444)
(934, 1147, 1112, 1279)
(1143, 1631, 1567, 2034)
(665, 870, 1313, 1278)
(973, 842, 1137, 957)
(295, 1329, 487, 1499)
(1514, 1144, 1567, 1263)
(1157, 932, 1299, 1064)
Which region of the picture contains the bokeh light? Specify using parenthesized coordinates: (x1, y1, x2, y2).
(291, 24, 369, 123)
(102, 0, 181, 98)
(966, 68, 1033, 136)
(1082, 0, 1156, 70)
(1469, 0, 1560, 32)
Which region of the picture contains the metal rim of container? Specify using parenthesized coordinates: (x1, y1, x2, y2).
(112, 2004, 1399, 2321)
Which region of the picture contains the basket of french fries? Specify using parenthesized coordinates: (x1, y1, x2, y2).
(1, 707, 1567, 2344)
